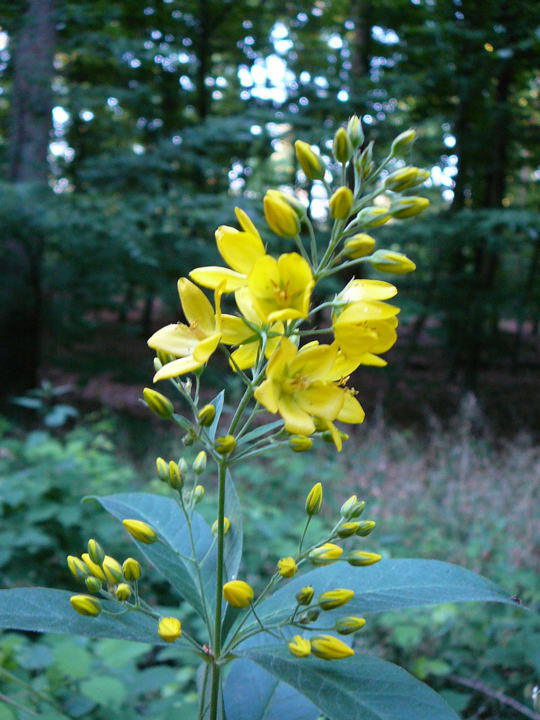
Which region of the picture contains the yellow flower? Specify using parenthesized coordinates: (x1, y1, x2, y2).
(346, 550, 382, 566)
(70, 595, 102, 617)
(189, 207, 266, 292)
(369, 249, 416, 274)
(223, 580, 254, 608)
(311, 634, 354, 660)
(115, 583, 132, 601)
(288, 635, 311, 658)
(221, 287, 284, 371)
(148, 278, 223, 381)
(318, 589, 355, 610)
(277, 557, 298, 578)
(254, 339, 364, 438)
(308, 542, 343, 565)
(158, 617, 182, 642)
(122, 519, 158, 544)
(248, 253, 313, 323)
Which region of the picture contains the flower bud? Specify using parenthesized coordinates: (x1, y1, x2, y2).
(391, 128, 416, 157)
(357, 141, 374, 179)
(335, 616, 366, 635)
(340, 496, 365, 519)
(211, 516, 231, 536)
(337, 521, 360, 538)
(384, 167, 430, 192)
(70, 594, 102, 617)
(346, 550, 382, 567)
(85, 576, 102, 593)
(122, 519, 158, 544)
(264, 191, 301, 238)
(143, 388, 174, 419)
(178, 458, 189, 475)
(356, 207, 390, 228)
(223, 580, 254, 608)
(305, 482, 323, 516)
(295, 140, 325, 180)
(343, 233, 375, 259)
(153, 357, 162, 373)
(193, 450, 207, 474)
(157, 350, 176, 366)
(311, 634, 354, 660)
(81, 553, 106, 581)
(158, 617, 182, 643)
(333, 127, 354, 163)
(306, 608, 320, 622)
(122, 557, 142, 581)
(370, 249, 416, 274)
(347, 115, 364, 149)
(168, 460, 183, 490)
(215, 434, 236, 455)
(87, 539, 105, 565)
(198, 404, 216, 427)
(329, 186, 354, 220)
(194, 484, 205, 503)
(288, 635, 311, 658)
(156, 457, 169, 483)
(115, 583, 132, 601)
(390, 196, 429, 219)
(289, 435, 313, 452)
(102, 555, 124, 583)
(295, 586, 315, 606)
(277, 557, 298, 578)
(67, 555, 89, 581)
(183, 430, 195, 446)
(318, 589, 355, 611)
(356, 520, 376, 537)
(266, 189, 307, 219)
(308, 543, 343, 566)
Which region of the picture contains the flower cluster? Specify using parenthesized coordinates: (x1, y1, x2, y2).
(146, 118, 427, 453)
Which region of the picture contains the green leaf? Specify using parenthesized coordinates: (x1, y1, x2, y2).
(223, 470, 243, 583)
(0, 588, 167, 644)
(92, 492, 213, 618)
(223, 656, 318, 720)
(254, 559, 517, 629)
(80, 675, 126, 708)
(52, 640, 92, 679)
(236, 420, 283, 447)
(240, 645, 459, 720)
(206, 389, 225, 441)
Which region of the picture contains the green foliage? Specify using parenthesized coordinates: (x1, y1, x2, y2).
(0, 417, 133, 588)
(0, 632, 198, 718)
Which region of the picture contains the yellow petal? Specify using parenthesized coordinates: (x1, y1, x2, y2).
(341, 279, 397, 303)
(337, 392, 365, 424)
(217, 229, 265, 275)
(336, 300, 399, 326)
(254, 379, 279, 413)
(266, 337, 297, 380)
(189, 266, 246, 293)
(248, 255, 280, 301)
(277, 394, 315, 435)
(277, 252, 314, 316)
(235, 287, 265, 325)
(235, 207, 262, 240)
(334, 326, 378, 357)
(291, 344, 337, 381)
(296, 384, 345, 421)
(266, 308, 306, 322)
(220, 315, 253, 345)
(178, 278, 216, 334)
(320, 419, 343, 452)
(153, 356, 202, 381)
(231, 342, 259, 371)
(147, 323, 198, 356)
(193, 333, 221, 363)
(358, 353, 387, 367)
(370, 321, 398, 354)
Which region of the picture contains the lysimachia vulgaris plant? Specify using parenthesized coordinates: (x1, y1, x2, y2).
(0, 119, 521, 720)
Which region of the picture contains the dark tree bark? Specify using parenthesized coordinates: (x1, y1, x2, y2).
(1, 0, 56, 398)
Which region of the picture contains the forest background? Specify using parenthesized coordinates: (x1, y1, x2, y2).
(0, 1, 539, 719)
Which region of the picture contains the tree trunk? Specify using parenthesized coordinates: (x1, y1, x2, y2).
(1, 0, 56, 399)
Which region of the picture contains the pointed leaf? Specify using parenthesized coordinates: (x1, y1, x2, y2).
(240, 644, 459, 720)
(0, 588, 166, 644)
(254, 559, 517, 629)
(206, 389, 225, 441)
(236, 420, 283, 447)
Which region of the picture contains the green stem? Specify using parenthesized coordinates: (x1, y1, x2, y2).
(209, 460, 227, 720)
(198, 663, 210, 720)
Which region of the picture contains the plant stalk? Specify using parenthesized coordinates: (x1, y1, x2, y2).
(209, 459, 227, 720)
